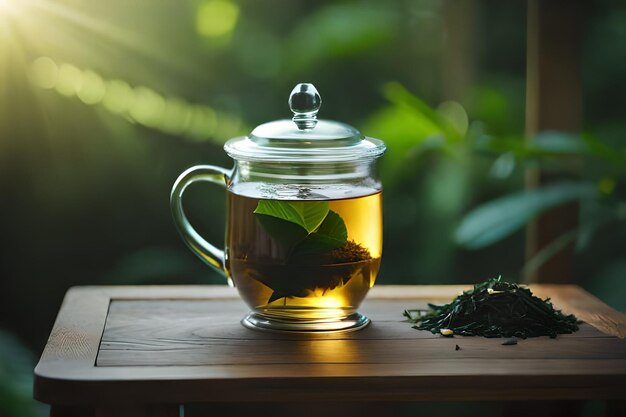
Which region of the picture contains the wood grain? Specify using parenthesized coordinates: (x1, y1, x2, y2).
(34, 285, 626, 406)
(97, 300, 624, 366)
(540, 285, 626, 338)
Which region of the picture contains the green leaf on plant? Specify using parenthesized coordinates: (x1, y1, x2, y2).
(254, 200, 329, 233)
(528, 131, 588, 155)
(455, 181, 597, 250)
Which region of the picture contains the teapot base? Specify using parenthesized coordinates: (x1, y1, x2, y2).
(241, 311, 370, 333)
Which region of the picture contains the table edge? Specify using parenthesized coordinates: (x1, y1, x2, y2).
(33, 284, 626, 405)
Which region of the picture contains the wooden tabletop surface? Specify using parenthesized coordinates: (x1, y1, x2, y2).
(34, 285, 626, 406)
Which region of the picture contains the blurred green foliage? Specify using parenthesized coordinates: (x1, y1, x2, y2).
(456, 128, 626, 284)
(0, 0, 625, 415)
(0, 331, 46, 417)
(456, 181, 598, 250)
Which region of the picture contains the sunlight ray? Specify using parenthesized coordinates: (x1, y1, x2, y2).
(28, 56, 245, 143)
(2, 0, 200, 79)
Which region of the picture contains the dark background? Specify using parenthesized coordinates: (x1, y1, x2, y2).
(1, 1, 625, 415)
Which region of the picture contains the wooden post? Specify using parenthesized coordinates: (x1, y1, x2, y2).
(524, 0, 583, 283)
(441, 0, 477, 101)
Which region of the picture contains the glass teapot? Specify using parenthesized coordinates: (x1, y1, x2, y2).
(171, 83, 386, 332)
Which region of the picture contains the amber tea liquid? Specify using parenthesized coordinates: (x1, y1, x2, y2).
(226, 183, 382, 325)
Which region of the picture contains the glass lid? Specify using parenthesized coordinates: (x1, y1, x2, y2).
(224, 83, 385, 163)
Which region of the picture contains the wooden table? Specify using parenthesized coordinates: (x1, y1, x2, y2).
(34, 285, 626, 416)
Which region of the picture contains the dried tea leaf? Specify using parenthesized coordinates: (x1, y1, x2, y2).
(502, 337, 518, 346)
(404, 276, 580, 339)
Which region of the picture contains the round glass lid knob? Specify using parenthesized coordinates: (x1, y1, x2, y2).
(288, 83, 321, 131)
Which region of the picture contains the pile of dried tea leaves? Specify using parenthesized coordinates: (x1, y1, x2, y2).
(404, 277, 580, 338)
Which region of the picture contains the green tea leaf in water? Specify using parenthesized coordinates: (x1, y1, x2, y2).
(252, 199, 372, 303)
(293, 210, 348, 256)
(254, 200, 348, 255)
(311, 210, 348, 246)
(254, 200, 329, 233)
(254, 214, 308, 251)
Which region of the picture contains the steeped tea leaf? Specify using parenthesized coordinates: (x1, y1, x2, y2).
(254, 200, 329, 233)
(255, 214, 308, 251)
(293, 210, 348, 256)
(252, 199, 372, 303)
(316, 210, 348, 245)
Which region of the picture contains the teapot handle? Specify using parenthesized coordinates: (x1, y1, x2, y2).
(170, 165, 231, 278)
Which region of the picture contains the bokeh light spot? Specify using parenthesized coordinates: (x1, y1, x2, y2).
(437, 101, 469, 136)
(160, 98, 192, 134)
(490, 152, 516, 179)
(28, 57, 58, 89)
(77, 70, 106, 105)
(55, 63, 83, 97)
(103, 79, 134, 114)
(196, 0, 239, 38)
(187, 106, 217, 140)
(213, 111, 242, 140)
(129, 86, 165, 127)
(599, 177, 616, 195)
